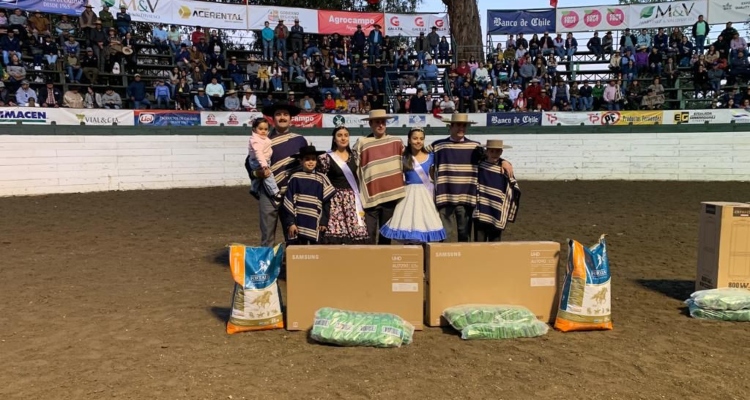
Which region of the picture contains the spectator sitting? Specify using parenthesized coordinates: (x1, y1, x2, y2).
(205, 77, 224, 110)
(193, 87, 212, 110)
(55, 15, 76, 36)
(101, 87, 122, 109)
(241, 88, 257, 111)
(39, 80, 62, 107)
(155, 79, 171, 109)
(16, 80, 38, 107)
(84, 86, 103, 108)
(299, 94, 316, 113)
(127, 74, 150, 109)
(63, 86, 84, 108)
(223, 89, 240, 111)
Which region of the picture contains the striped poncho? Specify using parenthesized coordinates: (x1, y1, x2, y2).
(473, 160, 520, 230)
(267, 130, 308, 196)
(353, 134, 405, 209)
(432, 137, 483, 208)
(280, 171, 335, 242)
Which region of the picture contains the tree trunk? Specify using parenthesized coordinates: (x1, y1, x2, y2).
(442, 0, 484, 62)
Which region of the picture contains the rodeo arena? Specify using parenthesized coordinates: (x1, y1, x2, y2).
(3, 0, 750, 397)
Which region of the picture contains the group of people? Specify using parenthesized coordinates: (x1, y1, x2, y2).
(245, 102, 521, 248)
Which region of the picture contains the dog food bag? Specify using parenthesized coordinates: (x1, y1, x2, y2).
(226, 243, 285, 334)
(442, 304, 537, 331)
(554, 235, 613, 332)
(461, 320, 549, 340)
(688, 288, 750, 311)
(310, 308, 415, 348)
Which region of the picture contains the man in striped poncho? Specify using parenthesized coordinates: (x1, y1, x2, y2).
(352, 110, 406, 245)
(432, 114, 514, 242)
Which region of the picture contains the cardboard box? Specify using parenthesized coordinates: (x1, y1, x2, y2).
(696, 202, 750, 291)
(286, 245, 424, 331)
(425, 242, 560, 327)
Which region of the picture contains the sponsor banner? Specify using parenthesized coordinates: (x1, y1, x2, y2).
(88, 0, 171, 24)
(729, 108, 750, 123)
(542, 111, 602, 126)
(134, 110, 201, 126)
(0, 108, 52, 124)
(322, 113, 399, 128)
(628, 0, 707, 29)
(247, 6, 319, 33)
(266, 113, 322, 128)
(384, 13, 449, 37)
(486, 112, 542, 126)
(322, 113, 487, 128)
(317, 11, 385, 35)
(3, 0, 85, 16)
(600, 110, 663, 125)
(556, 6, 627, 33)
(52, 108, 135, 126)
(201, 111, 263, 126)
(664, 110, 733, 124)
(486, 9, 556, 35)
(708, 0, 750, 24)
(427, 113, 487, 127)
(172, 0, 246, 30)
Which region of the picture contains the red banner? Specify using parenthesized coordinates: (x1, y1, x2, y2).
(265, 113, 322, 128)
(317, 10, 385, 35)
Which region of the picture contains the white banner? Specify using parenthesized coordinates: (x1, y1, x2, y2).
(0, 107, 135, 125)
(384, 13, 449, 37)
(708, 0, 750, 24)
(172, 0, 247, 30)
(201, 111, 263, 126)
(628, 0, 708, 29)
(542, 111, 602, 126)
(665, 109, 750, 124)
(322, 113, 486, 128)
(247, 6, 319, 33)
(556, 6, 628, 33)
(88, 0, 172, 24)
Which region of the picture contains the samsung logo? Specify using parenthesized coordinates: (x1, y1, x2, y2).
(435, 252, 461, 257)
(292, 254, 319, 260)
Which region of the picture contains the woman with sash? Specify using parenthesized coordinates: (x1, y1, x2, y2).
(380, 128, 446, 243)
(316, 126, 370, 244)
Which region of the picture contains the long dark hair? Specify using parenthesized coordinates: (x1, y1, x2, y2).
(330, 126, 352, 153)
(402, 128, 428, 172)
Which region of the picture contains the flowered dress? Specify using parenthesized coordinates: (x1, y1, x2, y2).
(316, 153, 369, 244)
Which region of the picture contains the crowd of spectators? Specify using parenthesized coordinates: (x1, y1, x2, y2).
(0, 5, 748, 113)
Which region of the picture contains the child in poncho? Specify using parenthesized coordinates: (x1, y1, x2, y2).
(472, 139, 520, 242)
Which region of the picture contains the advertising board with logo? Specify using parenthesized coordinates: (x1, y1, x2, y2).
(384, 13, 449, 37)
(600, 110, 663, 125)
(0, 108, 50, 124)
(172, 0, 246, 30)
(317, 11, 384, 35)
(487, 112, 542, 126)
(729, 109, 750, 123)
(542, 111, 601, 126)
(134, 110, 201, 126)
(628, 0, 707, 29)
(54, 109, 136, 126)
(6, 0, 85, 16)
(88, 0, 171, 24)
(201, 111, 263, 126)
(708, 0, 750, 23)
(247, 6, 319, 32)
(267, 113, 322, 128)
(664, 110, 733, 125)
(556, 6, 627, 33)
(322, 113, 398, 128)
(427, 113, 487, 127)
(486, 9, 556, 35)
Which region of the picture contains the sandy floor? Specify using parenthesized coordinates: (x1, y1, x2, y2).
(2, 181, 750, 399)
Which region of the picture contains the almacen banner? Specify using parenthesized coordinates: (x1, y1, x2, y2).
(600, 110, 664, 125)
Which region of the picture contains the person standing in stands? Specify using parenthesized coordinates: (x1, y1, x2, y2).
(473, 140, 520, 242)
(289, 18, 304, 55)
(274, 20, 288, 58)
(432, 114, 513, 242)
(353, 110, 405, 245)
(247, 103, 308, 247)
(367, 24, 383, 63)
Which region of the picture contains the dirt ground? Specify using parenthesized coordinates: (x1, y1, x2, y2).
(2, 181, 750, 399)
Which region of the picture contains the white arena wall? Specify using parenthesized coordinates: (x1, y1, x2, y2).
(1, 131, 750, 197)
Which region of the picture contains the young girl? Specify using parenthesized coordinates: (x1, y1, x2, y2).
(380, 128, 446, 243)
(473, 140, 520, 242)
(280, 145, 335, 245)
(247, 118, 282, 203)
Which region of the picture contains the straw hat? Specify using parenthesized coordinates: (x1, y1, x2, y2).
(122, 47, 134, 55)
(226, 89, 236, 95)
(442, 113, 477, 125)
(486, 139, 512, 149)
(361, 109, 395, 121)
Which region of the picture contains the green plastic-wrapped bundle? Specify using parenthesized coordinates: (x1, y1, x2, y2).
(442, 304, 537, 330)
(688, 288, 750, 311)
(686, 300, 750, 322)
(461, 321, 550, 340)
(310, 308, 415, 348)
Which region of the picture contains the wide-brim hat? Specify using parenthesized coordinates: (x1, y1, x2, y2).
(262, 102, 301, 117)
(486, 139, 512, 149)
(122, 47, 134, 55)
(361, 109, 395, 121)
(291, 145, 325, 159)
(226, 89, 236, 95)
(442, 113, 477, 125)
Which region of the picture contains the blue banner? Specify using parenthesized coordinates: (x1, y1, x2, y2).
(486, 9, 556, 35)
(486, 112, 542, 126)
(134, 111, 201, 126)
(0, 0, 85, 16)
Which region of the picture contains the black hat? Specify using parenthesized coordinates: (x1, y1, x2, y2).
(262, 102, 301, 117)
(291, 145, 325, 159)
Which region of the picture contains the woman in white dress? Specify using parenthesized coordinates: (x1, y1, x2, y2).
(380, 128, 446, 243)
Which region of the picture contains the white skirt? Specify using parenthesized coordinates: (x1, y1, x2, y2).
(380, 184, 447, 243)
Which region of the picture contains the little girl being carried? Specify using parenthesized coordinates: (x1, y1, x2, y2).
(248, 118, 283, 203)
